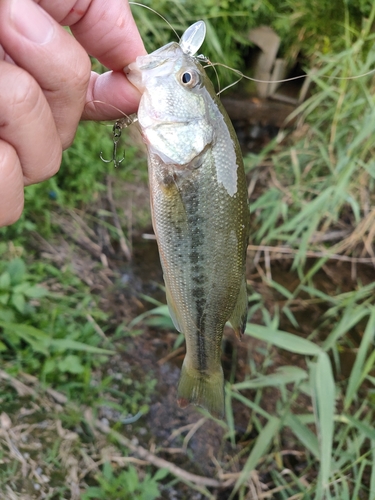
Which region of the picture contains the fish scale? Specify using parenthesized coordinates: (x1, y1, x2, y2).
(126, 22, 250, 418)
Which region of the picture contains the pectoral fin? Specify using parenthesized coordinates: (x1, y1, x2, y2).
(229, 276, 248, 339)
(165, 279, 181, 332)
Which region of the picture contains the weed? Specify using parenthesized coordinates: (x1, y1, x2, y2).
(82, 462, 168, 500)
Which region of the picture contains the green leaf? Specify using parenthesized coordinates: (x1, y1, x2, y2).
(344, 415, 375, 441)
(0, 322, 49, 339)
(285, 413, 319, 459)
(153, 468, 169, 481)
(370, 441, 375, 499)
(42, 358, 56, 375)
(230, 390, 272, 420)
(234, 366, 308, 390)
(268, 279, 294, 299)
(7, 258, 26, 284)
(129, 305, 170, 327)
(225, 383, 236, 447)
(0, 340, 7, 352)
(0, 322, 50, 354)
(282, 305, 299, 329)
(0, 292, 9, 305)
(344, 307, 375, 409)
(11, 293, 25, 314)
(311, 352, 335, 494)
(81, 487, 104, 499)
(0, 308, 15, 323)
(245, 323, 323, 356)
(126, 465, 139, 493)
(0, 272, 11, 290)
(51, 338, 114, 355)
(12, 282, 32, 294)
(57, 355, 84, 374)
(24, 285, 48, 298)
(323, 306, 369, 351)
(102, 461, 114, 481)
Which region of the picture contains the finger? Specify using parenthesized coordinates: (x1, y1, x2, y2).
(36, 0, 146, 120)
(82, 70, 142, 121)
(38, 0, 147, 70)
(0, 140, 24, 227)
(0, 61, 62, 185)
(0, 0, 92, 149)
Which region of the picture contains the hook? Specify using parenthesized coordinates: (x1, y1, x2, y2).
(100, 120, 125, 167)
(100, 114, 137, 168)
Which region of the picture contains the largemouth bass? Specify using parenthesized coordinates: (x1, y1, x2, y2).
(125, 22, 250, 419)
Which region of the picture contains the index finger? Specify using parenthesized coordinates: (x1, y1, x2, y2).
(37, 0, 147, 70)
(36, 0, 147, 121)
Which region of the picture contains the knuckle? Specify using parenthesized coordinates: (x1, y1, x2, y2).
(0, 69, 41, 123)
(65, 52, 92, 93)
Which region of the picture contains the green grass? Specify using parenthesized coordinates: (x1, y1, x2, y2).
(2, 3, 375, 499)
(81, 462, 167, 500)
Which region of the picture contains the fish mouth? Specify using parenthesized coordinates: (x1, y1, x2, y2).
(124, 61, 144, 92)
(124, 42, 183, 92)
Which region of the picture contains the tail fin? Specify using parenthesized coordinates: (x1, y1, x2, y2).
(177, 361, 225, 419)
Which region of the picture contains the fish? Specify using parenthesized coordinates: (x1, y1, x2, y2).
(125, 21, 250, 419)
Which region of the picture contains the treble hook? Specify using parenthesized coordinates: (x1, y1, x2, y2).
(100, 114, 138, 168)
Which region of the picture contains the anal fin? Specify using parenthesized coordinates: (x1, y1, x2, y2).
(165, 278, 182, 332)
(229, 276, 248, 339)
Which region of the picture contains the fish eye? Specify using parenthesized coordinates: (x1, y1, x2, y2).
(182, 72, 192, 84)
(180, 70, 200, 87)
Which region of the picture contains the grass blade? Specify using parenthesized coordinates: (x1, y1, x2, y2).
(0, 322, 50, 355)
(285, 413, 319, 459)
(344, 414, 375, 441)
(51, 339, 114, 355)
(231, 417, 280, 497)
(311, 352, 335, 495)
(234, 366, 308, 390)
(245, 323, 322, 356)
(371, 441, 375, 499)
(224, 383, 236, 447)
(344, 307, 375, 409)
(322, 306, 369, 351)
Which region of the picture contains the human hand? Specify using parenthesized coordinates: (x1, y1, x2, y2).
(0, 0, 146, 227)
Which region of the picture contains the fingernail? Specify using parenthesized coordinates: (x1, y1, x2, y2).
(11, 0, 54, 45)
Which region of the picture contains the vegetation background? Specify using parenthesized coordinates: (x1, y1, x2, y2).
(1, 0, 375, 498)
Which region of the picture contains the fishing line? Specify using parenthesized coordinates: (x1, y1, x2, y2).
(205, 61, 375, 90)
(129, 2, 375, 86)
(129, 2, 180, 41)
(87, 100, 135, 119)
(91, 5, 375, 165)
(199, 56, 222, 94)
